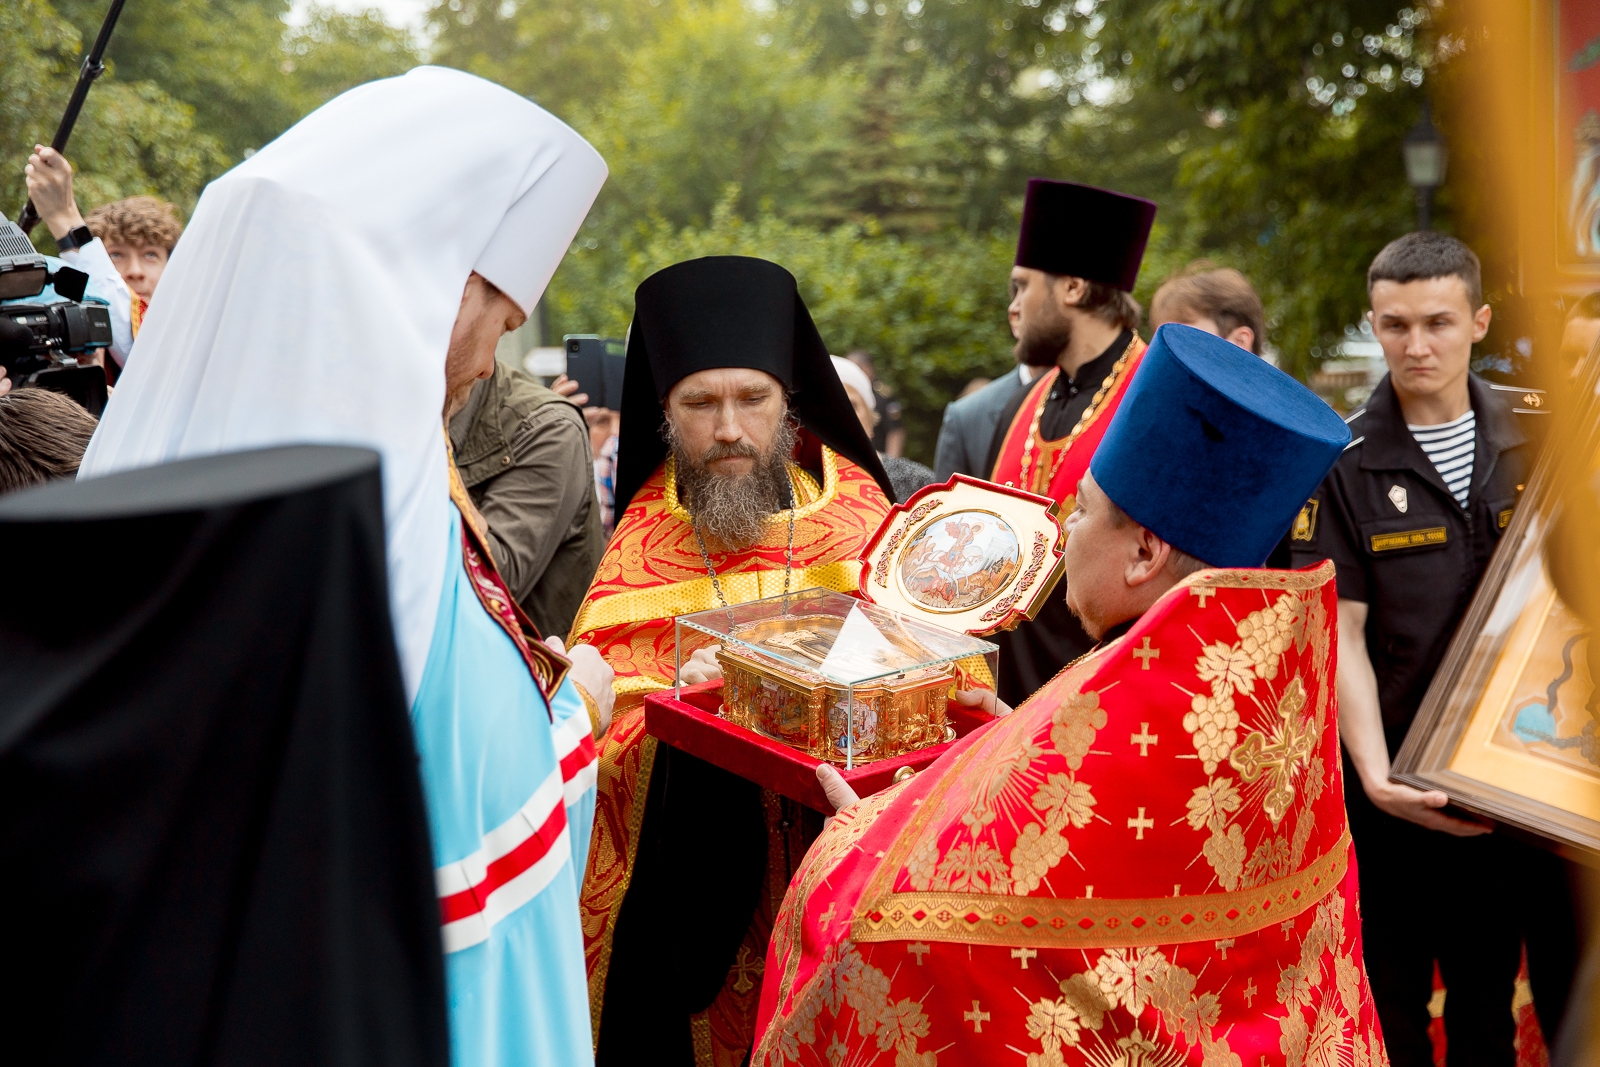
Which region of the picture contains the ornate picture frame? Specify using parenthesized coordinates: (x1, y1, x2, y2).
(1557, 0, 1600, 276)
(1392, 350, 1600, 861)
(856, 474, 1066, 637)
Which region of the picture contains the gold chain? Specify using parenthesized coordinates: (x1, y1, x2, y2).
(1018, 336, 1137, 495)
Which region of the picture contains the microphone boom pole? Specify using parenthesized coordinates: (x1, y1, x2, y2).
(17, 0, 131, 235)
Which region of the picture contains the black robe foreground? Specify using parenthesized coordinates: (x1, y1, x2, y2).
(0, 445, 448, 1067)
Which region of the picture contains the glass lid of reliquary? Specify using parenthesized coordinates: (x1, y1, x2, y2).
(676, 588, 996, 687)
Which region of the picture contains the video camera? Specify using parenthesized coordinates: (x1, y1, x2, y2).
(0, 219, 113, 416)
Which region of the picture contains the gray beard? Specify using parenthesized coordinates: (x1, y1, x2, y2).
(667, 416, 798, 551)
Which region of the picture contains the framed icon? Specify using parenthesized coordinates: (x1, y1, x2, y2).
(1392, 350, 1600, 861)
(856, 474, 1066, 637)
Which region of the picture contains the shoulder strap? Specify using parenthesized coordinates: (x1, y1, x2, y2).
(446, 432, 570, 707)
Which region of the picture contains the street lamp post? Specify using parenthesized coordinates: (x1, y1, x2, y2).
(1403, 102, 1448, 230)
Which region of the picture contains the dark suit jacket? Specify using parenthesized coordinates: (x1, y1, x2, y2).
(933, 366, 1033, 481)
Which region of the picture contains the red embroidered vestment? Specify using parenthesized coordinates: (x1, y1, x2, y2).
(755, 562, 1390, 1067)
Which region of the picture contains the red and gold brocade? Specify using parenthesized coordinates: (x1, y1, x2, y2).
(754, 562, 1390, 1067)
(991, 335, 1146, 503)
(570, 446, 891, 1058)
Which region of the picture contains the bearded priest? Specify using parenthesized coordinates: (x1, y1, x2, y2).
(754, 324, 1392, 1067)
(569, 256, 896, 1065)
(987, 179, 1159, 707)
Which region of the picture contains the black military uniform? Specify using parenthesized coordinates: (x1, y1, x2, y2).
(1290, 372, 1574, 1067)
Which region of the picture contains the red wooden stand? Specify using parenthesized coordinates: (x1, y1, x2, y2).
(643, 680, 993, 812)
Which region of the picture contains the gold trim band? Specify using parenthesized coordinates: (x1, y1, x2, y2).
(850, 833, 1348, 949)
(1179, 559, 1335, 592)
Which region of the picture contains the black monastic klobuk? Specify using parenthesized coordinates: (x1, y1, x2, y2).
(0, 445, 448, 1067)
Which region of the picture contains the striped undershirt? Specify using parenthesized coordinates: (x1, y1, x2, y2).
(1408, 410, 1476, 507)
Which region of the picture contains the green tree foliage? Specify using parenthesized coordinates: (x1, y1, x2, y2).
(280, 8, 425, 122)
(1100, 0, 1436, 377)
(426, 0, 674, 122)
(793, 10, 964, 236)
(10, 0, 1450, 460)
(4, 0, 419, 238)
(550, 189, 1015, 454)
(47, 0, 419, 162)
(573, 0, 850, 228)
(0, 0, 226, 235)
(426, 0, 1444, 459)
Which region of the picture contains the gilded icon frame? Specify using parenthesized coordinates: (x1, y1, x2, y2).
(856, 474, 1066, 637)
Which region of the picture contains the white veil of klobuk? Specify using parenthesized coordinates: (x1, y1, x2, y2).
(78, 65, 607, 702)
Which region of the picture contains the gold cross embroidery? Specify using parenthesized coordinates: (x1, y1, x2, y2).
(1130, 722, 1158, 755)
(1133, 637, 1160, 669)
(1242, 978, 1258, 1006)
(908, 942, 931, 965)
(728, 944, 762, 995)
(1191, 585, 1215, 608)
(1215, 938, 1234, 959)
(1011, 946, 1037, 969)
(1228, 676, 1313, 826)
(1127, 807, 1154, 840)
(964, 1001, 991, 1032)
(818, 902, 837, 929)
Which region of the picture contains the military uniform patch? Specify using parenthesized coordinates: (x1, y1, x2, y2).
(1370, 527, 1447, 552)
(1291, 499, 1319, 542)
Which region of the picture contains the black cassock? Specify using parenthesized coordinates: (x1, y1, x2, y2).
(0, 445, 448, 1067)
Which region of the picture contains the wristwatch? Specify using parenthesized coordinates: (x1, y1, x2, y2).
(54, 225, 95, 253)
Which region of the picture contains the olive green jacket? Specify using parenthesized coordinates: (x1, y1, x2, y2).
(448, 361, 603, 639)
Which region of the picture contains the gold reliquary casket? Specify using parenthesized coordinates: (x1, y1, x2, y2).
(673, 475, 1065, 768)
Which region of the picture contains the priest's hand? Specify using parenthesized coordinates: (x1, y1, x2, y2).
(816, 764, 860, 826)
(548, 636, 615, 736)
(954, 688, 1013, 717)
(678, 646, 723, 685)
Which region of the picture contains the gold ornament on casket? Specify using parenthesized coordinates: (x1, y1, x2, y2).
(716, 614, 957, 764)
(673, 476, 1064, 769)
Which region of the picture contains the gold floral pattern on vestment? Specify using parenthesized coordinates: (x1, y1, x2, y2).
(755, 562, 1387, 1067)
(581, 710, 657, 1040)
(759, 875, 1383, 1067)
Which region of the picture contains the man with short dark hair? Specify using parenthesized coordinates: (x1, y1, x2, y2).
(0, 388, 97, 493)
(1149, 260, 1266, 355)
(1291, 230, 1575, 1065)
(982, 178, 1158, 706)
